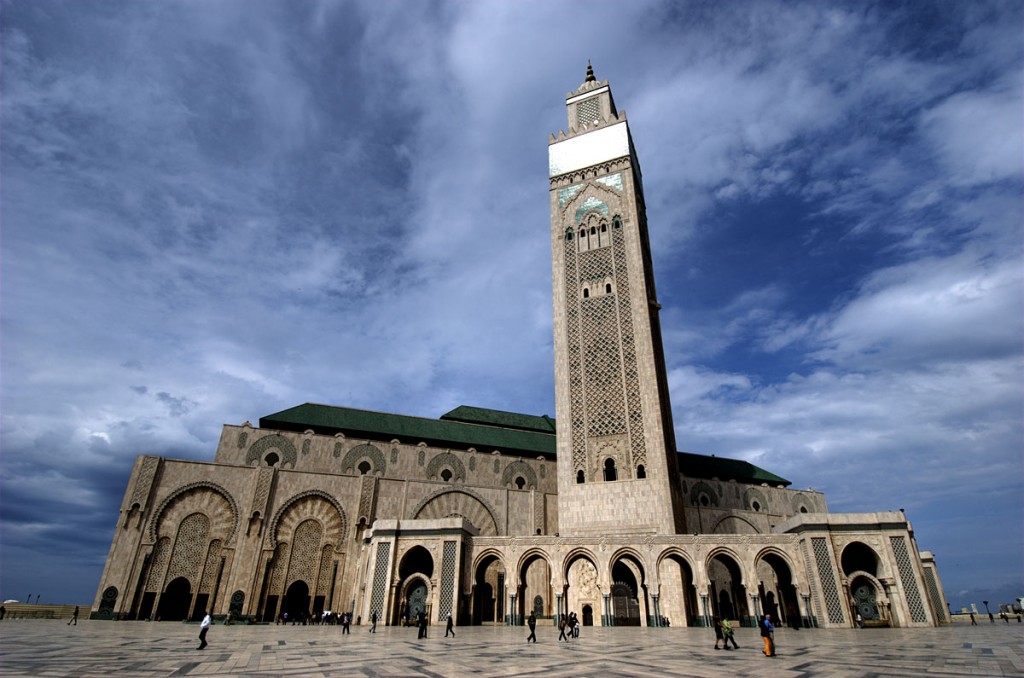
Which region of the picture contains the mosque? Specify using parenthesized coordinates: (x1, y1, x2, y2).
(92, 66, 949, 629)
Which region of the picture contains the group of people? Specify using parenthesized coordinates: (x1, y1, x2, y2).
(275, 610, 355, 627)
(714, 615, 776, 656)
(556, 611, 581, 641)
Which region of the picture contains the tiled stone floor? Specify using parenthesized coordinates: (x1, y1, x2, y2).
(0, 620, 1021, 677)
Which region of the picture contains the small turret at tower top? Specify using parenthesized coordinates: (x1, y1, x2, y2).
(584, 60, 597, 83)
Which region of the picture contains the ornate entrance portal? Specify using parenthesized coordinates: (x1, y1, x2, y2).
(851, 577, 881, 622)
(407, 582, 427, 619)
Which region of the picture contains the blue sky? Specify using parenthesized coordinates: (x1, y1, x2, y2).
(2, 0, 1020, 611)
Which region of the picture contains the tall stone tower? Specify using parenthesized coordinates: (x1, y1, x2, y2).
(549, 65, 686, 536)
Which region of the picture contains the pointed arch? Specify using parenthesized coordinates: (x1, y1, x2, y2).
(340, 443, 387, 476)
(246, 434, 298, 468)
(148, 482, 239, 544)
(426, 452, 466, 482)
(411, 488, 498, 536)
(268, 490, 348, 550)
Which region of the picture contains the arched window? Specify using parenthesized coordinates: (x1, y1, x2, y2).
(583, 288, 590, 298)
(515, 476, 526, 490)
(636, 464, 646, 479)
(605, 283, 612, 294)
(613, 216, 622, 229)
(751, 500, 761, 512)
(264, 452, 279, 466)
(576, 470, 585, 484)
(358, 460, 371, 475)
(590, 226, 596, 235)
(604, 458, 617, 482)
(601, 223, 607, 232)
(565, 227, 574, 241)
(441, 469, 453, 482)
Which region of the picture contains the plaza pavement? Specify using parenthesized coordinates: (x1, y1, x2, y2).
(0, 619, 1021, 677)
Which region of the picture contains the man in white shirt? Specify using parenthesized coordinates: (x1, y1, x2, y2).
(197, 611, 211, 650)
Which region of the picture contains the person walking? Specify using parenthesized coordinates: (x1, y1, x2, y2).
(197, 611, 211, 650)
(526, 612, 537, 643)
(417, 610, 427, 639)
(445, 613, 455, 638)
(369, 610, 378, 633)
(342, 612, 351, 634)
(970, 612, 977, 625)
(557, 615, 568, 641)
(722, 618, 739, 649)
(760, 614, 776, 656)
(68, 606, 79, 626)
(713, 617, 725, 650)
(571, 611, 580, 638)
(856, 612, 864, 629)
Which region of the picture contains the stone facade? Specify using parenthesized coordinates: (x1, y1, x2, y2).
(92, 67, 948, 629)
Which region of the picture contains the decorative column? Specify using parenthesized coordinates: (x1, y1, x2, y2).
(801, 594, 815, 628)
(751, 594, 760, 620)
(700, 593, 710, 628)
(603, 593, 612, 627)
(555, 592, 562, 627)
(651, 594, 661, 628)
(508, 593, 517, 626)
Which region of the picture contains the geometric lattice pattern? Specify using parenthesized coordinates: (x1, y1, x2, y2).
(199, 539, 223, 594)
(563, 196, 648, 478)
(286, 519, 323, 588)
(581, 291, 626, 438)
(890, 536, 928, 623)
(576, 96, 599, 128)
(146, 537, 171, 592)
(922, 567, 947, 623)
(130, 456, 159, 507)
(316, 545, 334, 598)
(165, 512, 210, 585)
(811, 537, 846, 624)
(612, 226, 646, 469)
(269, 543, 290, 595)
(564, 238, 587, 472)
(437, 541, 457, 620)
(368, 542, 390, 620)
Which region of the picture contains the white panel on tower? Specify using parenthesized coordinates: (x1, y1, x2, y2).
(549, 122, 629, 178)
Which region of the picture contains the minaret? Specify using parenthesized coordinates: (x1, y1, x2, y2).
(549, 65, 686, 536)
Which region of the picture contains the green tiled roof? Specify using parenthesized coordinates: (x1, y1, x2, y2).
(258, 403, 789, 485)
(678, 451, 790, 487)
(440, 406, 556, 434)
(260, 403, 556, 458)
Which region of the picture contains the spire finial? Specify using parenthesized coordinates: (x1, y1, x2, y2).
(585, 60, 596, 83)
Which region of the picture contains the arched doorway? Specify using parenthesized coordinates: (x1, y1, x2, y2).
(156, 577, 192, 621)
(611, 559, 644, 626)
(658, 552, 699, 626)
(756, 552, 802, 628)
(517, 553, 550, 624)
(406, 581, 428, 620)
(282, 580, 310, 621)
(564, 553, 599, 625)
(841, 542, 879, 577)
(850, 575, 885, 626)
(472, 554, 503, 625)
(841, 542, 888, 627)
(708, 553, 748, 624)
(582, 604, 594, 626)
(396, 546, 434, 625)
